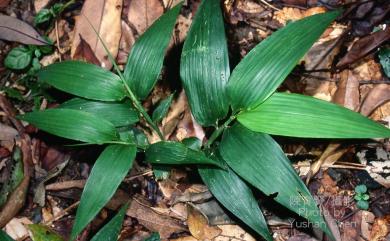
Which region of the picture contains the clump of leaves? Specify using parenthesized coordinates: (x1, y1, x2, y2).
(354, 184, 370, 210)
(18, 1, 390, 240)
(34, 0, 75, 26)
(4, 42, 52, 71)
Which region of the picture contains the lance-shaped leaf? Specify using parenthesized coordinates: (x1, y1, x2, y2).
(0, 230, 15, 241)
(180, 0, 230, 126)
(152, 94, 174, 122)
(146, 141, 223, 168)
(71, 145, 136, 240)
(38, 61, 125, 101)
(90, 204, 128, 241)
(238, 93, 390, 138)
(124, 3, 182, 100)
(19, 109, 118, 143)
(199, 162, 272, 241)
(220, 124, 333, 238)
(60, 98, 139, 127)
(227, 10, 340, 111)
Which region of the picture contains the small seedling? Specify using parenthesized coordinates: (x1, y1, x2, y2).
(354, 184, 370, 210)
(34, 0, 75, 26)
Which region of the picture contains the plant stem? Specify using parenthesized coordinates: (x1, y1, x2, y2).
(84, 15, 164, 140)
(204, 115, 236, 148)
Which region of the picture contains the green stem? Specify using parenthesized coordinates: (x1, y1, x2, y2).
(204, 115, 236, 148)
(84, 16, 164, 140)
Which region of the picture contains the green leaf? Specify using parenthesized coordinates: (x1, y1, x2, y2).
(238, 92, 390, 138)
(378, 48, 390, 78)
(145, 232, 161, 241)
(0, 147, 23, 206)
(34, 9, 52, 25)
(180, 0, 230, 126)
(0, 230, 15, 241)
(19, 109, 119, 143)
(124, 3, 182, 99)
(4, 47, 32, 69)
(60, 98, 139, 127)
(28, 224, 64, 241)
(146, 141, 224, 168)
(71, 145, 136, 240)
(182, 137, 202, 150)
(152, 94, 174, 122)
(227, 10, 340, 111)
(199, 158, 272, 241)
(354, 184, 367, 194)
(38, 61, 125, 101)
(356, 200, 369, 210)
(90, 204, 129, 241)
(361, 194, 370, 201)
(220, 124, 333, 238)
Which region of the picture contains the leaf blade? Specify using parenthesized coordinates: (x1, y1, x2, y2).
(146, 141, 223, 168)
(227, 10, 340, 111)
(19, 109, 119, 143)
(152, 94, 174, 122)
(220, 124, 333, 238)
(38, 61, 125, 101)
(238, 93, 390, 138)
(124, 3, 182, 99)
(71, 145, 136, 240)
(60, 98, 139, 127)
(90, 204, 129, 241)
(180, 0, 230, 126)
(199, 163, 272, 241)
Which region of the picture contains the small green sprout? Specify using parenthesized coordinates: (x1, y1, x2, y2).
(354, 184, 370, 210)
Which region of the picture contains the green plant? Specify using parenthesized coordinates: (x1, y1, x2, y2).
(354, 184, 370, 210)
(34, 0, 75, 26)
(4, 43, 52, 71)
(18, 1, 390, 241)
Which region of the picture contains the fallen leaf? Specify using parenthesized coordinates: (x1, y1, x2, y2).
(0, 123, 18, 141)
(34, 0, 50, 12)
(0, 0, 10, 8)
(126, 197, 187, 238)
(127, 0, 164, 35)
(73, 34, 101, 66)
(360, 84, 390, 117)
(4, 217, 32, 240)
(71, 0, 122, 69)
(0, 15, 49, 45)
(215, 225, 256, 241)
(370, 215, 390, 241)
(333, 70, 360, 111)
(187, 204, 222, 240)
(337, 28, 390, 68)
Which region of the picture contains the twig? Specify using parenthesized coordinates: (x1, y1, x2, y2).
(44, 201, 80, 225)
(55, 20, 62, 62)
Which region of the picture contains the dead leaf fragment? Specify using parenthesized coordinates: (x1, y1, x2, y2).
(126, 197, 186, 238)
(187, 204, 222, 240)
(127, 0, 164, 35)
(360, 84, 390, 117)
(337, 28, 390, 68)
(73, 34, 101, 66)
(71, 0, 122, 69)
(370, 215, 390, 241)
(0, 15, 49, 45)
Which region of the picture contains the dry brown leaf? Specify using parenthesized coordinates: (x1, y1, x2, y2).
(0, 15, 49, 45)
(73, 34, 101, 66)
(187, 204, 222, 240)
(0, 123, 18, 142)
(337, 28, 390, 68)
(0, 0, 10, 8)
(71, 0, 122, 69)
(4, 217, 32, 239)
(34, 0, 50, 12)
(127, 0, 164, 35)
(116, 20, 136, 65)
(370, 215, 390, 241)
(126, 198, 186, 238)
(333, 70, 360, 111)
(318, 172, 338, 196)
(274, 7, 326, 25)
(215, 224, 256, 241)
(360, 84, 390, 117)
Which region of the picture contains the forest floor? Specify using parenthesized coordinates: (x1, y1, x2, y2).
(0, 0, 389, 240)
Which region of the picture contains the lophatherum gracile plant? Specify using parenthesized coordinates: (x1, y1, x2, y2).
(18, 1, 390, 240)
